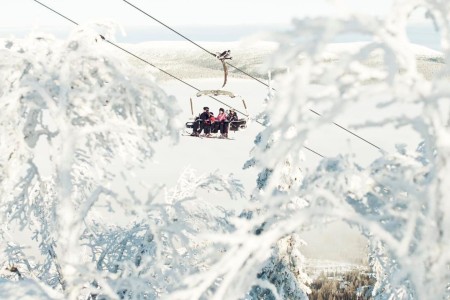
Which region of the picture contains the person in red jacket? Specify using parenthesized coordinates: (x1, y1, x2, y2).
(205, 111, 216, 137)
(215, 108, 229, 138)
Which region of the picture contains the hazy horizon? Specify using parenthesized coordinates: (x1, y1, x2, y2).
(0, 23, 442, 50)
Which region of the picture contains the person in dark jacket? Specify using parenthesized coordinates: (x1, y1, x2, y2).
(227, 109, 240, 131)
(191, 107, 210, 136)
(227, 109, 238, 121)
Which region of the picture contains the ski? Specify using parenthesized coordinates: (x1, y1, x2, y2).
(204, 135, 234, 140)
(182, 133, 203, 139)
(181, 133, 234, 140)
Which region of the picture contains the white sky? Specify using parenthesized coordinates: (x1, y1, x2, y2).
(1, 0, 398, 29)
(1, 0, 436, 46)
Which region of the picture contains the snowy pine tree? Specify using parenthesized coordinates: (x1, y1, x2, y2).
(250, 234, 311, 300)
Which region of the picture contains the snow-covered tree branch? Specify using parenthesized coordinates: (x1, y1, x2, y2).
(1, 0, 449, 299)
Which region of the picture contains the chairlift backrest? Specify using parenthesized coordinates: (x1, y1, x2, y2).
(196, 90, 236, 98)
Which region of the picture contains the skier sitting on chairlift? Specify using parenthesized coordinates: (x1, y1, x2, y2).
(204, 112, 215, 137)
(191, 107, 210, 136)
(227, 108, 241, 131)
(215, 108, 229, 138)
(227, 108, 238, 121)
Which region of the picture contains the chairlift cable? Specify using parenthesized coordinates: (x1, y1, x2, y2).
(34, 0, 79, 26)
(303, 146, 324, 158)
(121, 0, 383, 153)
(309, 109, 381, 150)
(32, 0, 326, 159)
(122, 0, 215, 57)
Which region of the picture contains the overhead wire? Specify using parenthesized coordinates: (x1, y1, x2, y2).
(308, 109, 381, 150)
(32, 0, 325, 158)
(121, 0, 382, 152)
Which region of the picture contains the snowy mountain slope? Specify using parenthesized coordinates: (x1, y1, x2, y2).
(124, 40, 445, 81)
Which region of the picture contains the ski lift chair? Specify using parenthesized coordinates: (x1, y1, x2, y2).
(185, 90, 248, 135)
